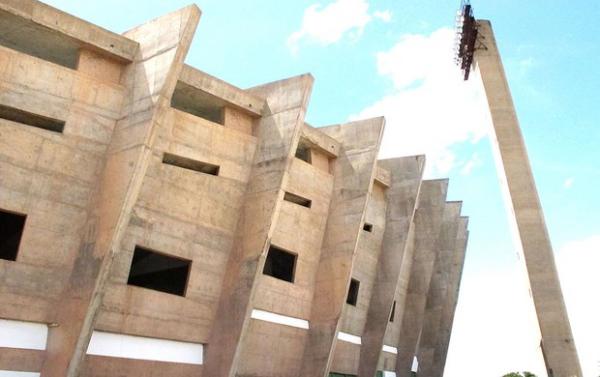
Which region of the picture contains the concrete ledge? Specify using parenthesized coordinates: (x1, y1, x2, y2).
(301, 123, 340, 157)
(0, 0, 138, 62)
(0, 371, 40, 377)
(0, 348, 45, 373)
(180, 65, 265, 116)
(374, 164, 391, 187)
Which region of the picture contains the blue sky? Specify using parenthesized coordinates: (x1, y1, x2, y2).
(44, 1, 600, 375)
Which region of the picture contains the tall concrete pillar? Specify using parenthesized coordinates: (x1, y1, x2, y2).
(299, 118, 385, 377)
(358, 156, 425, 377)
(202, 74, 314, 377)
(415, 201, 462, 377)
(475, 20, 582, 377)
(40, 6, 201, 377)
(395, 179, 449, 377)
(430, 216, 469, 377)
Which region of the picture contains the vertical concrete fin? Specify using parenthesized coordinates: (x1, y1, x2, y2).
(431, 216, 469, 376)
(202, 73, 314, 377)
(475, 19, 582, 377)
(416, 201, 462, 377)
(358, 156, 425, 377)
(299, 117, 385, 377)
(395, 179, 449, 377)
(40, 6, 201, 377)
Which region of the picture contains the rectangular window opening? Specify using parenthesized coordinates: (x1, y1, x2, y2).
(283, 192, 311, 208)
(0, 12, 80, 69)
(263, 244, 297, 283)
(0, 104, 65, 133)
(171, 81, 225, 125)
(295, 144, 312, 164)
(346, 278, 360, 306)
(363, 223, 373, 232)
(0, 209, 26, 261)
(389, 301, 396, 322)
(127, 246, 191, 296)
(163, 153, 220, 176)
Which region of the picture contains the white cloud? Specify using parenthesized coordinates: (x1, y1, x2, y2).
(558, 235, 600, 377)
(460, 152, 483, 175)
(352, 28, 491, 177)
(287, 0, 390, 54)
(373, 9, 392, 22)
(563, 177, 574, 189)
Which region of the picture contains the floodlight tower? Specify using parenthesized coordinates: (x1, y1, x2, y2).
(455, 2, 582, 377)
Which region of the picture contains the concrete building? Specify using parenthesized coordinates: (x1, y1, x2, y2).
(0, 2, 469, 377)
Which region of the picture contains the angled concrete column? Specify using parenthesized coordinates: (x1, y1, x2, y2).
(416, 201, 462, 377)
(475, 20, 582, 377)
(39, 6, 201, 377)
(299, 118, 385, 377)
(431, 216, 469, 376)
(358, 156, 425, 377)
(395, 180, 449, 377)
(202, 74, 314, 377)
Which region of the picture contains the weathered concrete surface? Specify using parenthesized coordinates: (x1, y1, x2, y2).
(81, 355, 202, 377)
(416, 201, 462, 377)
(299, 117, 384, 377)
(431, 216, 469, 376)
(301, 123, 340, 158)
(358, 156, 425, 377)
(0, 348, 44, 372)
(476, 20, 582, 377)
(202, 74, 314, 377)
(237, 129, 336, 376)
(395, 179, 449, 377)
(40, 6, 200, 377)
(0, 0, 138, 63)
(0, 2, 472, 376)
(331, 173, 389, 376)
(180, 65, 265, 116)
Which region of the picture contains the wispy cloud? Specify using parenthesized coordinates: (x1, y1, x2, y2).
(352, 28, 490, 177)
(373, 9, 392, 23)
(563, 177, 574, 189)
(287, 0, 391, 54)
(460, 152, 483, 175)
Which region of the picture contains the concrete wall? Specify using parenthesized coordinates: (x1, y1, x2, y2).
(0, 2, 470, 377)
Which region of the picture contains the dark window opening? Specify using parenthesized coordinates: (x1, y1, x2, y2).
(171, 81, 225, 125)
(127, 246, 191, 296)
(284, 192, 311, 208)
(363, 223, 373, 232)
(163, 153, 220, 176)
(295, 144, 312, 163)
(346, 278, 360, 306)
(0, 104, 65, 133)
(263, 244, 296, 283)
(0, 11, 80, 69)
(390, 300, 396, 322)
(0, 209, 26, 261)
